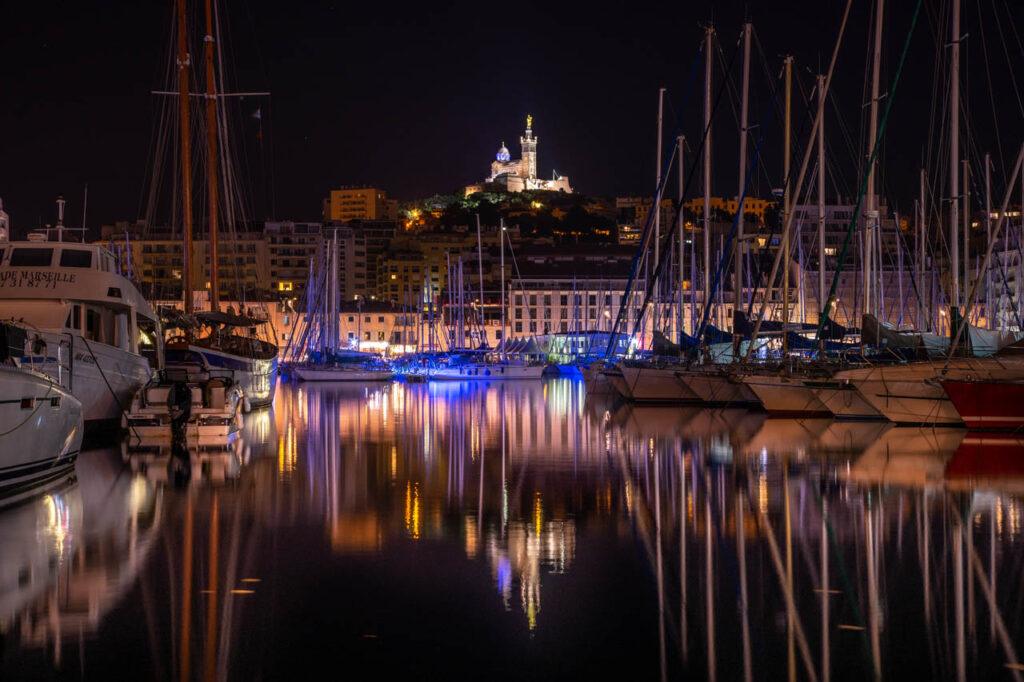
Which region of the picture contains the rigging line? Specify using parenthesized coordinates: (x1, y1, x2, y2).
(742, 0, 855, 356)
(615, 37, 742, 351)
(921, 0, 943, 191)
(604, 38, 707, 357)
(814, 0, 925, 350)
(993, 0, 1024, 122)
(689, 69, 785, 356)
(976, 2, 1006, 177)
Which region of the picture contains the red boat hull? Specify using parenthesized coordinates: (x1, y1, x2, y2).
(941, 380, 1024, 431)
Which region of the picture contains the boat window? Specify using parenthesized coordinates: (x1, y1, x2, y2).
(59, 249, 93, 268)
(10, 248, 53, 267)
(85, 308, 100, 341)
(65, 304, 82, 331)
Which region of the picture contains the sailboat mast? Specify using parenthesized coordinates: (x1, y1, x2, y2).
(177, 0, 195, 317)
(817, 74, 826, 319)
(865, 0, 884, 320)
(204, 0, 220, 312)
(500, 219, 506, 362)
(736, 22, 752, 315)
(476, 214, 485, 342)
(985, 154, 993, 327)
(919, 168, 927, 329)
(678, 135, 685, 345)
(703, 26, 714, 336)
(654, 87, 665, 331)
(963, 158, 970, 320)
(782, 56, 792, 347)
(950, 0, 961, 311)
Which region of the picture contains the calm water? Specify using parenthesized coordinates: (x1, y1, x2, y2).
(3, 377, 1024, 680)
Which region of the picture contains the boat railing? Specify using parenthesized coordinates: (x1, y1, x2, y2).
(2, 322, 74, 392)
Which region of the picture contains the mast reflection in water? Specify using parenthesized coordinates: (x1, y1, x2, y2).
(3, 378, 1024, 680)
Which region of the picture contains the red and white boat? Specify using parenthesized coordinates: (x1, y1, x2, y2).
(940, 379, 1024, 431)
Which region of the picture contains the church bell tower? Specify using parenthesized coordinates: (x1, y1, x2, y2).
(520, 115, 537, 182)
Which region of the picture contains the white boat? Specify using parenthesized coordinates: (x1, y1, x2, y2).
(612, 363, 702, 403)
(123, 366, 245, 447)
(163, 310, 278, 408)
(840, 358, 1024, 426)
(676, 366, 761, 407)
(0, 220, 159, 427)
(805, 375, 885, 420)
(145, 6, 278, 411)
(0, 361, 82, 501)
(741, 371, 831, 417)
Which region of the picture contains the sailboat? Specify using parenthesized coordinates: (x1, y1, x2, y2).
(286, 229, 394, 382)
(429, 218, 545, 381)
(148, 0, 278, 408)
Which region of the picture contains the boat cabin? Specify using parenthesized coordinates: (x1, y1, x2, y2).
(0, 237, 162, 368)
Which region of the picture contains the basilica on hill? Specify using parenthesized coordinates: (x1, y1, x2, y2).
(464, 115, 573, 197)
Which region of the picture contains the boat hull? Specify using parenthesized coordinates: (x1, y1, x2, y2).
(941, 380, 1024, 430)
(842, 360, 1024, 426)
(677, 370, 761, 406)
(616, 365, 702, 403)
(0, 366, 83, 499)
(166, 346, 277, 408)
(742, 374, 831, 417)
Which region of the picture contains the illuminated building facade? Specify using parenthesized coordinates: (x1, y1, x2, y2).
(465, 116, 573, 196)
(322, 186, 399, 222)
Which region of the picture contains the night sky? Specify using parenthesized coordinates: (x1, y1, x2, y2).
(2, 0, 1023, 233)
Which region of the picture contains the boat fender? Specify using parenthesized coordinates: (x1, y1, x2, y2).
(242, 396, 252, 413)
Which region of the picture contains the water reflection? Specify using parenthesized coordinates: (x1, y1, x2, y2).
(4, 378, 1024, 680)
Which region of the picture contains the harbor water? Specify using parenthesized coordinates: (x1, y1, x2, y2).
(3, 377, 1024, 680)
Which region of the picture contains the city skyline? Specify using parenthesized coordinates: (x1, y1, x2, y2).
(2, 1, 1022, 231)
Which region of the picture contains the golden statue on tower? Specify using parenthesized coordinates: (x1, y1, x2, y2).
(527, 114, 532, 128)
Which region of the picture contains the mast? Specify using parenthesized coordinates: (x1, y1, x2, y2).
(963, 158, 970, 321)
(703, 26, 714, 337)
(678, 135, 685, 344)
(919, 169, 927, 329)
(654, 87, 666, 331)
(865, 0, 884, 319)
(817, 74, 827, 320)
(204, 0, 220, 312)
(736, 22, 752, 316)
(782, 56, 792, 348)
(950, 0, 961, 311)
(476, 214, 485, 343)
(177, 0, 195, 317)
(985, 154, 993, 327)
(500, 219, 507, 362)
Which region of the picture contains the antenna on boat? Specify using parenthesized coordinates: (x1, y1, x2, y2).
(55, 195, 66, 242)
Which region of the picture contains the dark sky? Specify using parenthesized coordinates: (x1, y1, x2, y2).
(2, 0, 1023, 232)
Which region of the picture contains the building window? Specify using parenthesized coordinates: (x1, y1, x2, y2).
(514, 322, 522, 333)
(348, 316, 354, 322)
(377, 316, 384, 323)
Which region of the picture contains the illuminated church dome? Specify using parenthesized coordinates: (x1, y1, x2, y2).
(496, 142, 511, 163)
